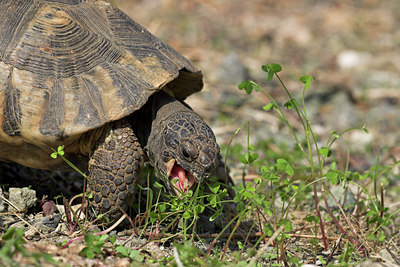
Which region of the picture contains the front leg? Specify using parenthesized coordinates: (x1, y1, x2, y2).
(88, 121, 144, 220)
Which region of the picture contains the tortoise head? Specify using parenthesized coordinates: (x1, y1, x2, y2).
(145, 96, 219, 194)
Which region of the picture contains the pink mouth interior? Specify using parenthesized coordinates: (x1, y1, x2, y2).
(169, 164, 195, 194)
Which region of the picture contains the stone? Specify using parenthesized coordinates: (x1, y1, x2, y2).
(216, 52, 249, 85)
(8, 187, 37, 212)
(0, 188, 5, 212)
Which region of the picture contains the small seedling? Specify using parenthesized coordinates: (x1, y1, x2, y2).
(0, 228, 57, 265)
(79, 233, 114, 259)
(115, 245, 144, 262)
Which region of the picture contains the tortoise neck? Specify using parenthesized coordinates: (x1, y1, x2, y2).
(128, 90, 194, 153)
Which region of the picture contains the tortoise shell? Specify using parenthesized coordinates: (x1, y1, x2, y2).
(0, 0, 203, 169)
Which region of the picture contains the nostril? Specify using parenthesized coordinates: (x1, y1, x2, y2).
(180, 142, 198, 162)
(205, 161, 216, 174)
(199, 154, 208, 165)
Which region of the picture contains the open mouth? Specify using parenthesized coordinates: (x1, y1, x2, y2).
(166, 159, 196, 194)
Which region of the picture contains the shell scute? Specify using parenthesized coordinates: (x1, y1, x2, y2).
(0, 0, 202, 169)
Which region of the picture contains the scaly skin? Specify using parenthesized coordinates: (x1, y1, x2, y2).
(87, 92, 221, 220)
(136, 91, 220, 194)
(88, 121, 143, 219)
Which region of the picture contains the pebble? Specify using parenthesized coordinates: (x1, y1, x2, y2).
(216, 52, 249, 85)
(337, 50, 371, 69)
(0, 188, 5, 212)
(8, 187, 37, 212)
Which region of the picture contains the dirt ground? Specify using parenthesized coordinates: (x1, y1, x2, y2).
(113, 0, 400, 218)
(1, 0, 400, 265)
(111, 0, 400, 166)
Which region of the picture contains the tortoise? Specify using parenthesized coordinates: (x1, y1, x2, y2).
(0, 0, 222, 219)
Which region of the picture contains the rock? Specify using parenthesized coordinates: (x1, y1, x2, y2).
(322, 91, 357, 131)
(8, 187, 37, 212)
(9, 221, 27, 231)
(337, 50, 371, 70)
(0, 188, 5, 212)
(216, 52, 249, 85)
(24, 228, 37, 239)
(41, 214, 62, 229)
(0, 188, 5, 227)
(57, 204, 86, 221)
(194, 240, 209, 253)
(321, 185, 356, 212)
(115, 258, 131, 267)
(347, 130, 374, 151)
(23, 214, 63, 238)
(378, 249, 397, 265)
(356, 260, 390, 267)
